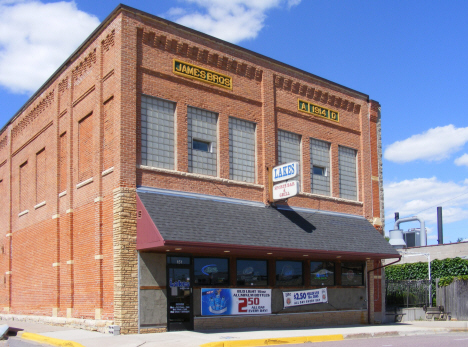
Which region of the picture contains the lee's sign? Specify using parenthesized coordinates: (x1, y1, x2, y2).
(273, 180, 299, 201)
(272, 162, 299, 183)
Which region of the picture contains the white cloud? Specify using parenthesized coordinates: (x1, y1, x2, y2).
(384, 177, 468, 226)
(167, 0, 301, 43)
(455, 153, 468, 167)
(0, 0, 100, 94)
(384, 125, 468, 163)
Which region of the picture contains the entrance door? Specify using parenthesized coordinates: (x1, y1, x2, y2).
(167, 256, 193, 331)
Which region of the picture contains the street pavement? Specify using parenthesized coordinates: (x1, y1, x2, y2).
(0, 319, 467, 347)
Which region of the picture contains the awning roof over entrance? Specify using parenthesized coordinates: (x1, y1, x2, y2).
(136, 188, 399, 260)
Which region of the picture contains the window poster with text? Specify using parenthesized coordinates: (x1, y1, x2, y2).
(283, 288, 328, 308)
(201, 288, 272, 316)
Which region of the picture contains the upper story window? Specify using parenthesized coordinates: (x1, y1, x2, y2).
(278, 130, 301, 182)
(229, 117, 256, 183)
(310, 138, 330, 196)
(141, 96, 175, 170)
(339, 146, 357, 200)
(188, 107, 218, 176)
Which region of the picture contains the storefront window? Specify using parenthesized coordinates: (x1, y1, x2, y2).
(341, 262, 364, 286)
(236, 259, 268, 286)
(194, 258, 229, 285)
(310, 261, 335, 286)
(276, 260, 303, 286)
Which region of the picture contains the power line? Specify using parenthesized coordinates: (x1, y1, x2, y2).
(401, 190, 468, 219)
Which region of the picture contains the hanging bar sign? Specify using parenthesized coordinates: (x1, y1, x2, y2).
(273, 180, 299, 201)
(272, 162, 299, 183)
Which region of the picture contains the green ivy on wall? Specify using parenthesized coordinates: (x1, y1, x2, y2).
(386, 257, 468, 285)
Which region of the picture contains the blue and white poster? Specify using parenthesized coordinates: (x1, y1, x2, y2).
(201, 288, 272, 316)
(283, 288, 328, 308)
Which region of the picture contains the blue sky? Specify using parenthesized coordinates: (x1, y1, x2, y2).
(1, 0, 467, 244)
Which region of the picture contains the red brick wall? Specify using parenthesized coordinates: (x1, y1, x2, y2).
(0, 15, 121, 319)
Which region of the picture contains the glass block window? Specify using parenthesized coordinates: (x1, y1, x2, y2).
(341, 262, 364, 286)
(310, 261, 335, 286)
(229, 117, 256, 183)
(310, 139, 331, 196)
(194, 258, 229, 286)
(278, 130, 301, 165)
(276, 260, 303, 286)
(236, 259, 268, 286)
(339, 146, 358, 200)
(188, 107, 218, 176)
(141, 95, 175, 169)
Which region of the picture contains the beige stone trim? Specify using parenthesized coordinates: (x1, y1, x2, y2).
(59, 191, 67, 197)
(76, 177, 93, 189)
(6, 233, 12, 237)
(94, 197, 103, 203)
(95, 308, 103, 320)
(371, 176, 379, 181)
(34, 201, 46, 209)
(66, 209, 73, 214)
(66, 308, 73, 318)
(18, 210, 29, 217)
(52, 263, 60, 267)
(373, 217, 382, 226)
(113, 187, 138, 334)
(102, 167, 114, 177)
(3, 307, 10, 313)
(95, 255, 103, 260)
(138, 165, 264, 189)
(300, 192, 364, 205)
(52, 308, 58, 317)
(52, 214, 60, 219)
(5, 271, 12, 275)
(66, 260, 74, 265)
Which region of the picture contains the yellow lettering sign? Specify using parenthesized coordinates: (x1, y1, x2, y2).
(173, 59, 232, 90)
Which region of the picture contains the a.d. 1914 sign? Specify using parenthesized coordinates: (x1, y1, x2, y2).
(298, 99, 339, 122)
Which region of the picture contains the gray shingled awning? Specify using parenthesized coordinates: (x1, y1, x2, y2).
(137, 188, 399, 259)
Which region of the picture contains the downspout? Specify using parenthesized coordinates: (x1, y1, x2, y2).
(367, 258, 401, 324)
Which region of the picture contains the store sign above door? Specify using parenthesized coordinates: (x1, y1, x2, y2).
(173, 59, 232, 90)
(273, 162, 299, 183)
(298, 99, 339, 122)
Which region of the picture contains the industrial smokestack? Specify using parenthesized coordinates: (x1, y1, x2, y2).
(395, 212, 399, 222)
(437, 207, 443, 244)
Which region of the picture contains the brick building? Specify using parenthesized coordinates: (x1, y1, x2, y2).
(0, 5, 398, 333)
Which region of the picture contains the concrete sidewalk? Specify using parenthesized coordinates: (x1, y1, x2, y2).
(4, 320, 468, 347)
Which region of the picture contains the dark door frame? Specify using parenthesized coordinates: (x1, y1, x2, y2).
(166, 255, 194, 331)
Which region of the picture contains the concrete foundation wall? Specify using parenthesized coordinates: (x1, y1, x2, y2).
(194, 310, 367, 330)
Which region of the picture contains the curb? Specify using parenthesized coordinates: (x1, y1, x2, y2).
(200, 334, 344, 347)
(19, 331, 85, 347)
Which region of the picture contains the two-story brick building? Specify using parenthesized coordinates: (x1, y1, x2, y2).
(0, 4, 398, 334)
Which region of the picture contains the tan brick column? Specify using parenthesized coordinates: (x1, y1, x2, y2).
(113, 187, 138, 334)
